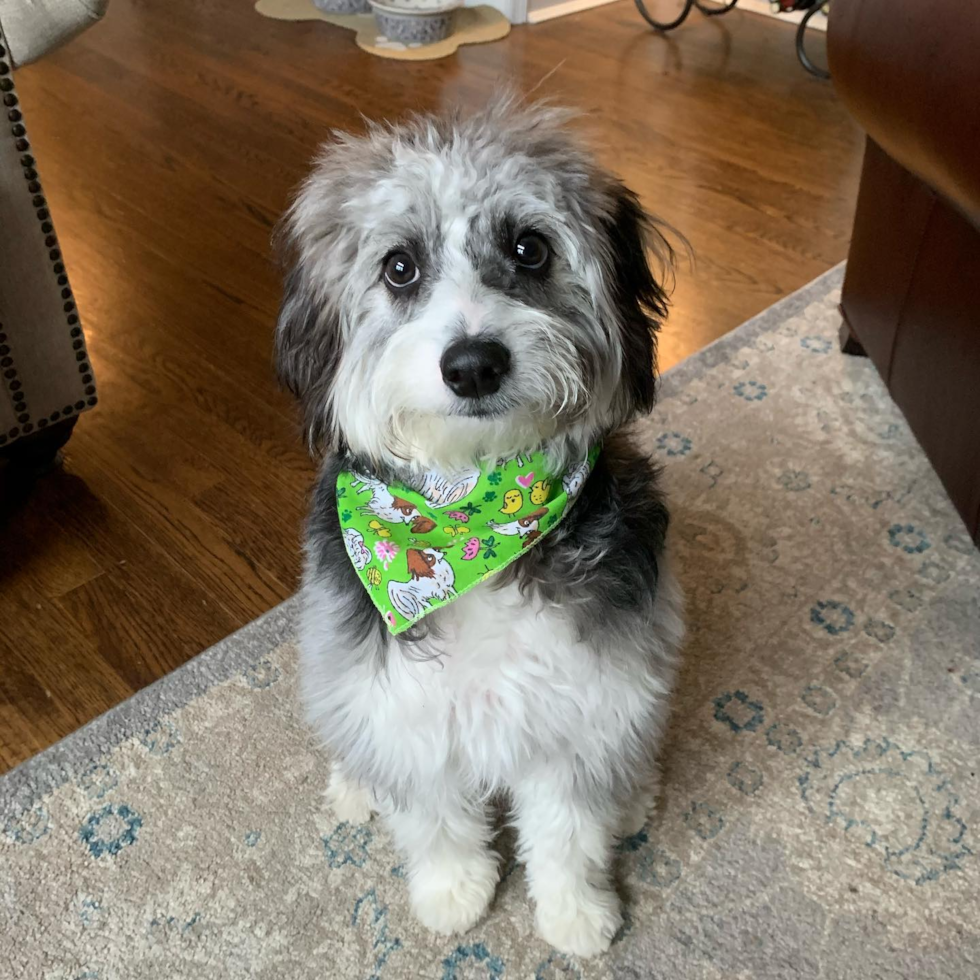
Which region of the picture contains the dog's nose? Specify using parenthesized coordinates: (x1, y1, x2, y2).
(440, 339, 511, 398)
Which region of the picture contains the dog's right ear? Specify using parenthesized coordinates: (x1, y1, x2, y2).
(602, 182, 673, 418)
(274, 256, 342, 452)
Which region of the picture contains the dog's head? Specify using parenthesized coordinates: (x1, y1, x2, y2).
(275, 98, 674, 472)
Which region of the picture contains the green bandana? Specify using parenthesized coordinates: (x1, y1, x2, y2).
(337, 447, 601, 635)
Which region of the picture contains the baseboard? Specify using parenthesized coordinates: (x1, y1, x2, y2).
(738, 0, 827, 32)
(524, 0, 828, 30)
(526, 0, 618, 25)
(466, 0, 528, 23)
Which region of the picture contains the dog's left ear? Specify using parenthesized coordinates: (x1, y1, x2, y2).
(603, 182, 672, 417)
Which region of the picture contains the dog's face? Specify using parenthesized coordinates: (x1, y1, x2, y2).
(276, 99, 671, 472)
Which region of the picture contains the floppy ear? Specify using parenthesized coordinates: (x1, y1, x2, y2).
(603, 182, 672, 417)
(273, 256, 343, 452)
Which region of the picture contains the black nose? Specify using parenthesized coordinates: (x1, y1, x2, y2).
(440, 339, 511, 399)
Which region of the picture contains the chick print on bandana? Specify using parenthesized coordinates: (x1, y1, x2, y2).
(337, 447, 601, 635)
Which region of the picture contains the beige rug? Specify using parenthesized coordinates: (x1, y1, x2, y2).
(255, 0, 510, 62)
(4, 265, 979, 979)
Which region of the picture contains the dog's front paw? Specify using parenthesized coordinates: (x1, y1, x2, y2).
(535, 887, 622, 958)
(326, 764, 374, 824)
(410, 855, 498, 936)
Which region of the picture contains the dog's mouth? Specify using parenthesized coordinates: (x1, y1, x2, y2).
(437, 389, 514, 420)
(454, 400, 508, 420)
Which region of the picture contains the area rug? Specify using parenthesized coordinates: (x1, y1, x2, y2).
(4, 264, 980, 980)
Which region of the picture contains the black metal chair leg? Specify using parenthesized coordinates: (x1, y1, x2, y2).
(634, 0, 830, 80)
(796, 1, 831, 78)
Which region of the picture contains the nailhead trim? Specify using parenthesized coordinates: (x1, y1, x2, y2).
(0, 26, 97, 440)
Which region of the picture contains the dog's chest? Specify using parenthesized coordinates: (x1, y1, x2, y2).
(396, 581, 637, 781)
(435, 584, 569, 707)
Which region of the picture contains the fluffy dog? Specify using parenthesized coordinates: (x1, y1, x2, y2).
(276, 98, 685, 957)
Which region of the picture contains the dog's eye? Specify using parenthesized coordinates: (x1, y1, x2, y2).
(384, 252, 420, 290)
(514, 233, 549, 271)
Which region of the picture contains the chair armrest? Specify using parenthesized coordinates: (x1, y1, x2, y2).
(0, 0, 108, 67)
(0, 14, 98, 448)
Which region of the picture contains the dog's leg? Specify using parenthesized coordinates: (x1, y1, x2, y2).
(618, 765, 660, 839)
(513, 771, 622, 958)
(618, 791, 654, 839)
(325, 761, 375, 824)
(385, 793, 498, 936)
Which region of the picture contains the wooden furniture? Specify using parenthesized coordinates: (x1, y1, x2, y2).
(830, 0, 980, 545)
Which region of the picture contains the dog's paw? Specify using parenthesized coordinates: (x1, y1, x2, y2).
(534, 887, 622, 958)
(410, 854, 498, 936)
(326, 765, 374, 824)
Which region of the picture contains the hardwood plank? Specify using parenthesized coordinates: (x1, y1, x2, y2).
(0, 0, 863, 772)
(0, 584, 133, 769)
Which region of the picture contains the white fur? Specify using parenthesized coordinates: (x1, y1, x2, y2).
(282, 106, 639, 473)
(281, 99, 684, 958)
(300, 547, 684, 954)
(325, 760, 374, 824)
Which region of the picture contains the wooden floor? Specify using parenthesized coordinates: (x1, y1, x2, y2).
(0, 0, 863, 773)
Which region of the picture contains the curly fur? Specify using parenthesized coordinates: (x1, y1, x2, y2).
(277, 98, 686, 958)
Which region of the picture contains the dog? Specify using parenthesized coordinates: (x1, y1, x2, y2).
(276, 97, 685, 958)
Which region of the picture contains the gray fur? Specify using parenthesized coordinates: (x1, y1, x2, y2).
(282, 98, 677, 653)
(279, 99, 686, 955)
(274, 96, 674, 469)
